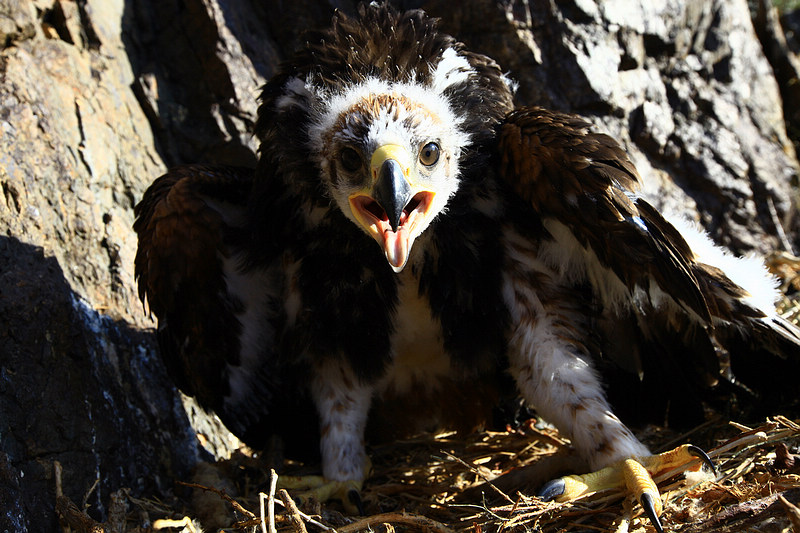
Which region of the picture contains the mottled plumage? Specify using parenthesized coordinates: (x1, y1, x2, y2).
(134, 3, 800, 527)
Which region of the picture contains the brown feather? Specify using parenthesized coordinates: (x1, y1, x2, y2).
(133, 164, 254, 405)
(499, 107, 800, 417)
(499, 107, 710, 321)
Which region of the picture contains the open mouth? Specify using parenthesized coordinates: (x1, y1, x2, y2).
(349, 190, 436, 272)
(351, 191, 434, 232)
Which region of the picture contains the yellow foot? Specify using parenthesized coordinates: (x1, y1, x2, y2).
(538, 444, 716, 533)
(277, 474, 365, 515)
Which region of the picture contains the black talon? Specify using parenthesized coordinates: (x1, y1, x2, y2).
(640, 493, 664, 533)
(687, 444, 717, 475)
(347, 488, 365, 515)
(537, 478, 566, 501)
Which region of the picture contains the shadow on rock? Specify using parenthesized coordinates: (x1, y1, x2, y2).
(0, 236, 201, 531)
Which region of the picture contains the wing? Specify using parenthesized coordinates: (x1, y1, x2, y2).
(135, 164, 324, 453)
(133, 164, 254, 415)
(498, 107, 709, 319)
(496, 107, 800, 418)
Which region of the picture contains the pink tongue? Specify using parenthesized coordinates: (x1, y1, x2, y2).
(383, 226, 409, 270)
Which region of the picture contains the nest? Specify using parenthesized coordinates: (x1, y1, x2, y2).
(56, 416, 800, 533)
(57, 254, 800, 533)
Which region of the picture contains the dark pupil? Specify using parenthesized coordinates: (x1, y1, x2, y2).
(421, 143, 439, 165)
(341, 148, 361, 171)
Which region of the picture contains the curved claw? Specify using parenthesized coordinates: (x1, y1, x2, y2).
(640, 492, 664, 533)
(622, 457, 663, 533)
(536, 444, 712, 531)
(347, 488, 365, 515)
(687, 444, 716, 475)
(537, 478, 566, 501)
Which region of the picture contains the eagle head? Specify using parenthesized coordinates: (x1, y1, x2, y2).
(308, 78, 471, 272)
(254, 4, 515, 272)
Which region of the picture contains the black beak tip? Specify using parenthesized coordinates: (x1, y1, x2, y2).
(375, 159, 411, 231)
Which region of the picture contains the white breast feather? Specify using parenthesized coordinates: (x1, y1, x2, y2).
(379, 270, 449, 394)
(222, 254, 279, 409)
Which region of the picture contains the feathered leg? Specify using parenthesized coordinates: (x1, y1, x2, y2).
(502, 229, 713, 532)
(503, 229, 649, 465)
(279, 358, 372, 513)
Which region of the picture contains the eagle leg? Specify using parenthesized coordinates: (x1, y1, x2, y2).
(303, 358, 373, 514)
(538, 444, 715, 533)
(277, 474, 366, 514)
(501, 232, 716, 531)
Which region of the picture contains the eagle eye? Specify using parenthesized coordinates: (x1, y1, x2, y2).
(419, 142, 440, 167)
(340, 147, 362, 172)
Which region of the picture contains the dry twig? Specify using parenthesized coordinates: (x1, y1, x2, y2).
(336, 511, 456, 533)
(55, 495, 107, 533)
(153, 516, 201, 532)
(279, 489, 309, 533)
(779, 494, 800, 532)
(177, 480, 255, 519)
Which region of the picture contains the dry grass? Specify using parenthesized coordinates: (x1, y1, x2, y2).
(57, 415, 798, 533)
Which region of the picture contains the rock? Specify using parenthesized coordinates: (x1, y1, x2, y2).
(0, 0, 798, 530)
(0, 0, 212, 529)
(1, 0, 163, 325)
(0, 0, 37, 45)
(0, 237, 199, 531)
(767, 1, 800, 152)
(122, 0, 278, 167)
(428, 0, 798, 254)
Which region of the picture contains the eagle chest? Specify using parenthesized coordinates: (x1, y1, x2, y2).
(367, 271, 503, 440)
(378, 271, 450, 395)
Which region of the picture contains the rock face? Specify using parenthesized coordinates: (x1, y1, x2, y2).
(0, 237, 199, 531)
(429, 0, 798, 253)
(0, 0, 797, 530)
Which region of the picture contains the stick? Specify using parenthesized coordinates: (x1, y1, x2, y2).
(237, 497, 335, 532)
(153, 517, 200, 532)
(55, 495, 106, 533)
(177, 480, 255, 519)
(679, 489, 800, 533)
(279, 488, 309, 533)
(270, 470, 279, 533)
(267, 469, 279, 533)
(778, 494, 800, 531)
(335, 511, 456, 533)
(767, 197, 795, 254)
(443, 451, 515, 504)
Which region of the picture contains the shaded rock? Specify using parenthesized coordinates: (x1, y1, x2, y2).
(764, 1, 800, 155)
(0, 0, 221, 530)
(121, 0, 279, 167)
(0, 237, 200, 532)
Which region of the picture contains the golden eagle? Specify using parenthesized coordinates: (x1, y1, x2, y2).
(134, 4, 800, 531)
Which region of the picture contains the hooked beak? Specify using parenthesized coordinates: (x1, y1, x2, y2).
(374, 158, 412, 232)
(349, 144, 436, 272)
